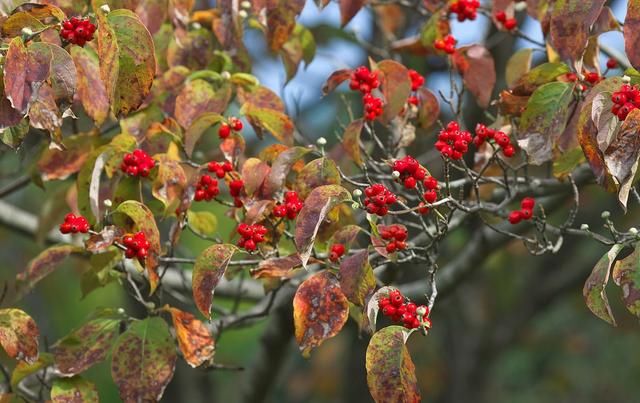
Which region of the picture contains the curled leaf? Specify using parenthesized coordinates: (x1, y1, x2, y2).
(0, 309, 39, 364)
(583, 244, 623, 325)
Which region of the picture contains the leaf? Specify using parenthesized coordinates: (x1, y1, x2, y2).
(364, 286, 396, 333)
(295, 185, 351, 267)
(376, 60, 412, 122)
(184, 113, 223, 157)
(513, 62, 570, 94)
(97, 9, 156, 116)
(266, 1, 298, 51)
(84, 225, 124, 254)
(52, 309, 124, 376)
(340, 0, 366, 26)
(452, 45, 496, 108)
(192, 244, 237, 318)
(603, 108, 640, 210)
(342, 119, 365, 167)
(365, 326, 420, 403)
(37, 134, 94, 181)
(293, 271, 349, 355)
(339, 250, 375, 306)
(591, 92, 619, 152)
(51, 376, 99, 403)
(16, 245, 81, 296)
(612, 243, 640, 317)
(152, 155, 187, 211)
(506, 48, 533, 88)
(281, 24, 316, 82)
(518, 81, 575, 165)
(0, 309, 39, 364)
(250, 254, 308, 279)
(186, 210, 218, 235)
(111, 317, 176, 403)
(321, 69, 352, 95)
(583, 244, 623, 325)
(241, 103, 294, 146)
(627, 1, 640, 72)
(416, 88, 440, 129)
(264, 146, 311, 196)
(10, 352, 53, 389)
(294, 158, 341, 199)
(114, 200, 162, 293)
(165, 306, 215, 368)
(81, 250, 123, 298)
(3, 37, 49, 114)
(241, 158, 270, 197)
(418, 9, 449, 48)
(70, 46, 110, 125)
(550, 0, 606, 63)
(175, 79, 231, 129)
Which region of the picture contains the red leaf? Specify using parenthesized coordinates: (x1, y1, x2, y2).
(626, 0, 640, 70)
(322, 69, 352, 95)
(452, 45, 496, 108)
(550, 0, 606, 63)
(340, 0, 367, 27)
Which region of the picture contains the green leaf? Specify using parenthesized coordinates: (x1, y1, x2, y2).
(192, 244, 237, 318)
(184, 112, 223, 157)
(97, 8, 156, 116)
(365, 326, 420, 403)
(81, 249, 123, 298)
(10, 352, 53, 389)
(111, 317, 177, 402)
(52, 308, 124, 375)
(518, 81, 575, 165)
(514, 62, 570, 93)
(186, 210, 218, 236)
(51, 376, 99, 403)
(583, 244, 624, 325)
(293, 158, 341, 199)
(506, 48, 533, 88)
(0, 308, 39, 364)
(612, 242, 640, 317)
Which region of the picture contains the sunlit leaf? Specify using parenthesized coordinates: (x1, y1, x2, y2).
(0, 309, 39, 364)
(51, 376, 99, 403)
(165, 306, 215, 368)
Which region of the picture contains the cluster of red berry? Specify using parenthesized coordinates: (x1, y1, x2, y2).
(349, 66, 380, 94)
(417, 177, 439, 215)
(122, 232, 150, 260)
(435, 121, 473, 160)
(434, 35, 457, 54)
(611, 84, 640, 120)
(194, 175, 219, 202)
(60, 17, 96, 47)
(218, 118, 243, 139)
(363, 93, 384, 121)
(583, 71, 602, 85)
(207, 161, 234, 178)
(474, 124, 516, 157)
(120, 149, 156, 177)
(378, 289, 431, 330)
(606, 58, 618, 70)
(392, 156, 427, 189)
(494, 11, 517, 30)
(508, 197, 536, 224)
(328, 243, 346, 262)
(407, 69, 425, 106)
(363, 184, 397, 216)
(237, 223, 267, 251)
(449, 0, 480, 21)
(59, 213, 89, 234)
(273, 191, 304, 220)
(229, 179, 244, 207)
(380, 225, 408, 253)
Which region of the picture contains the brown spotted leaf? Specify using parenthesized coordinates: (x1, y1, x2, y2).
(342, 118, 364, 167)
(250, 254, 308, 279)
(70, 46, 110, 125)
(452, 45, 496, 108)
(322, 69, 352, 95)
(192, 244, 237, 318)
(339, 250, 375, 306)
(240, 103, 294, 146)
(293, 158, 341, 199)
(51, 309, 124, 376)
(16, 245, 82, 296)
(113, 201, 162, 293)
(584, 244, 624, 325)
(550, 0, 606, 63)
(51, 376, 99, 403)
(295, 184, 351, 267)
(97, 9, 156, 116)
(175, 80, 231, 129)
(293, 271, 349, 355)
(165, 307, 215, 368)
(0, 309, 39, 364)
(365, 325, 420, 403)
(612, 242, 640, 317)
(111, 317, 176, 403)
(1, 4, 65, 38)
(604, 108, 640, 209)
(376, 60, 411, 122)
(264, 146, 311, 196)
(37, 134, 94, 181)
(3, 37, 49, 114)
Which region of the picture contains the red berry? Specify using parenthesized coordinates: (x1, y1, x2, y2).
(508, 210, 523, 225)
(521, 197, 535, 210)
(504, 18, 517, 30)
(218, 123, 231, 139)
(521, 208, 533, 220)
(607, 58, 618, 69)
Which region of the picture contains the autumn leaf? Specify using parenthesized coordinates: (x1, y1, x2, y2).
(16, 244, 82, 297)
(10, 353, 53, 389)
(240, 102, 294, 146)
(452, 45, 496, 108)
(505, 48, 533, 88)
(192, 244, 237, 318)
(376, 60, 412, 122)
(583, 244, 623, 326)
(293, 158, 342, 198)
(612, 242, 640, 317)
(0, 309, 39, 364)
(365, 326, 420, 403)
(342, 119, 365, 167)
(250, 254, 308, 279)
(165, 306, 215, 368)
(322, 69, 352, 95)
(184, 112, 223, 157)
(417, 88, 440, 129)
(111, 317, 177, 403)
(3, 38, 51, 114)
(264, 146, 311, 196)
(295, 185, 351, 267)
(339, 250, 375, 306)
(175, 79, 231, 129)
(51, 376, 99, 403)
(603, 108, 640, 210)
(293, 271, 349, 355)
(549, 0, 606, 63)
(70, 46, 110, 125)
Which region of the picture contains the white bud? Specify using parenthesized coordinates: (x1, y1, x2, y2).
(352, 189, 362, 197)
(100, 4, 111, 13)
(103, 199, 113, 207)
(238, 9, 248, 19)
(117, 307, 125, 314)
(316, 137, 327, 146)
(221, 71, 231, 80)
(630, 227, 639, 235)
(530, 179, 541, 189)
(391, 170, 401, 179)
(623, 75, 632, 84)
(416, 306, 427, 316)
(21, 27, 33, 36)
(191, 22, 202, 30)
(241, 0, 252, 9)
(351, 202, 360, 209)
(601, 210, 611, 219)
(580, 223, 589, 231)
